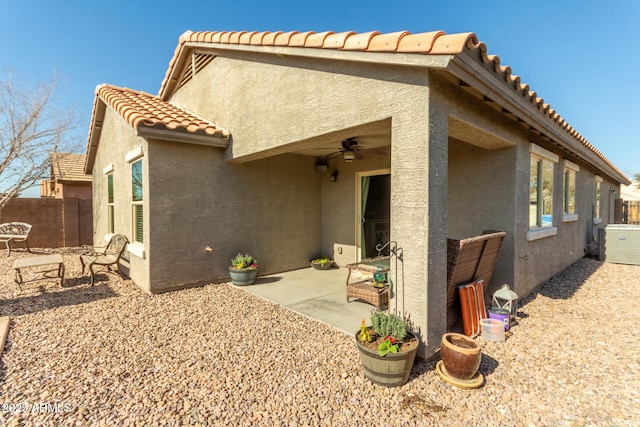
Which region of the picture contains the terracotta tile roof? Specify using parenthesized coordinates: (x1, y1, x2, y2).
(94, 84, 229, 139)
(51, 152, 92, 183)
(158, 29, 627, 182)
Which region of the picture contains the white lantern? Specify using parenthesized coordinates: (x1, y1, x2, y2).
(491, 284, 518, 326)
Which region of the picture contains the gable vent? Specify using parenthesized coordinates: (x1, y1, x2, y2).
(178, 52, 215, 89)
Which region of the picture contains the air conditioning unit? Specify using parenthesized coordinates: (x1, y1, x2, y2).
(598, 225, 640, 265)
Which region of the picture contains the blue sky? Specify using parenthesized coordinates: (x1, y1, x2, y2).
(2, 0, 639, 197)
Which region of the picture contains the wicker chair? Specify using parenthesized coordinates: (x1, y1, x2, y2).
(80, 234, 129, 285)
(446, 230, 506, 331)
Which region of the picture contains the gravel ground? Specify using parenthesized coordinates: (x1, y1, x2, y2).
(0, 248, 639, 426)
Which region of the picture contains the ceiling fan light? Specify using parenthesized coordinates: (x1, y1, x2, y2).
(343, 151, 356, 162)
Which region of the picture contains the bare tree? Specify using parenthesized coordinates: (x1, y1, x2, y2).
(0, 67, 79, 209)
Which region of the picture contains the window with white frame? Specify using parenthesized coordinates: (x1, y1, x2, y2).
(529, 144, 558, 230)
(103, 163, 115, 234)
(594, 175, 603, 223)
(131, 159, 143, 244)
(563, 160, 579, 222)
(107, 172, 115, 233)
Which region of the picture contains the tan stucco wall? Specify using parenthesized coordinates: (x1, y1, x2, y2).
(170, 51, 441, 356)
(146, 141, 322, 292)
(431, 70, 621, 325)
(92, 108, 149, 290)
(91, 48, 623, 359)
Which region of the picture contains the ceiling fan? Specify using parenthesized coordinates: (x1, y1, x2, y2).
(316, 137, 366, 162)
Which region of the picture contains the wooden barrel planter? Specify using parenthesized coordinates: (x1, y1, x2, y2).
(354, 332, 418, 387)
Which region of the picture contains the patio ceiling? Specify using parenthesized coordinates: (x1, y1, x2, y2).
(291, 128, 391, 157)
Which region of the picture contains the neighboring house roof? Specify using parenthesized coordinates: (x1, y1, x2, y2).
(51, 152, 92, 183)
(85, 84, 230, 173)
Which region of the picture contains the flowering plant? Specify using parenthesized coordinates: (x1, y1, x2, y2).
(229, 253, 258, 270)
(310, 256, 332, 266)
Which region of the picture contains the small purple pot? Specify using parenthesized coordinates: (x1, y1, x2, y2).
(489, 307, 510, 331)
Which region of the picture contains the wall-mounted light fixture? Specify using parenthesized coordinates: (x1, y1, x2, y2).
(315, 157, 329, 173)
(330, 170, 339, 182)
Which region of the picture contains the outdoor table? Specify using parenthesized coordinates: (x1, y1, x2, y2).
(12, 254, 65, 292)
(345, 256, 390, 309)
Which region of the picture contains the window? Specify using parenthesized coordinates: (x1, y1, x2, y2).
(563, 160, 579, 222)
(107, 173, 114, 234)
(131, 159, 143, 244)
(594, 175, 603, 223)
(528, 144, 559, 240)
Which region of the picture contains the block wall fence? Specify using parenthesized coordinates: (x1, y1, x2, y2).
(0, 198, 93, 248)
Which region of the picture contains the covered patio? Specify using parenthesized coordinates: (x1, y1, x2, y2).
(240, 266, 383, 335)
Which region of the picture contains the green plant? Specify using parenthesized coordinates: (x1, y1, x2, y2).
(230, 253, 258, 270)
(310, 256, 332, 266)
(370, 311, 410, 342)
(377, 337, 399, 356)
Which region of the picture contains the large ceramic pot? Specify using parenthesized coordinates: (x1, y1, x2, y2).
(440, 333, 482, 380)
(355, 332, 418, 387)
(229, 268, 258, 286)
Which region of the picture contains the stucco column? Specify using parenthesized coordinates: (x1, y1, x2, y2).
(390, 100, 448, 359)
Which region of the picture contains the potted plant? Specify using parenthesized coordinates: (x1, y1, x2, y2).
(309, 256, 334, 270)
(355, 310, 419, 387)
(229, 253, 258, 286)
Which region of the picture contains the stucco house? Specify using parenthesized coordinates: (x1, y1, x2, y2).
(84, 29, 630, 357)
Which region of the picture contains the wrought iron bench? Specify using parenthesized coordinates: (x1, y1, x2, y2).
(0, 222, 33, 256)
(446, 230, 506, 331)
(80, 234, 129, 285)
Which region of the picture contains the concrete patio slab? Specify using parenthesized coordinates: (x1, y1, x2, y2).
(238, 267, 380, 335)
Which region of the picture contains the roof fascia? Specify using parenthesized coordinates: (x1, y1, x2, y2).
(137, 127, 230, 147)
(188, 41, 452, 67)
(447, 53, 629, 184)
(84, 98, 106, 175)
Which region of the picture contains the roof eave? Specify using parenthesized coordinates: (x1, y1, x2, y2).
(84, 97, 106, 175)
(447, 53, 630, 185)
(137, 126, 230, 147)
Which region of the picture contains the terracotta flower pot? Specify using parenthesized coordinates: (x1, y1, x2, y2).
(440, 333, 481, 380)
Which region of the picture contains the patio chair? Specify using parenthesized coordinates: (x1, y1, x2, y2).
(446, 230, 506, 331)
(80, 234, 129, 285)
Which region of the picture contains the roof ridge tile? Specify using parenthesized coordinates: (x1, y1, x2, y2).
(368, 31, 410, 52)
(323, 31, 356, 49)
(342, 31, 381, 50)
(275, 31, 299, 46)
(396, 31, 445, 53)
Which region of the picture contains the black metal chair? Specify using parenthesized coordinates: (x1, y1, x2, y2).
(80, 234, 129, 285)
